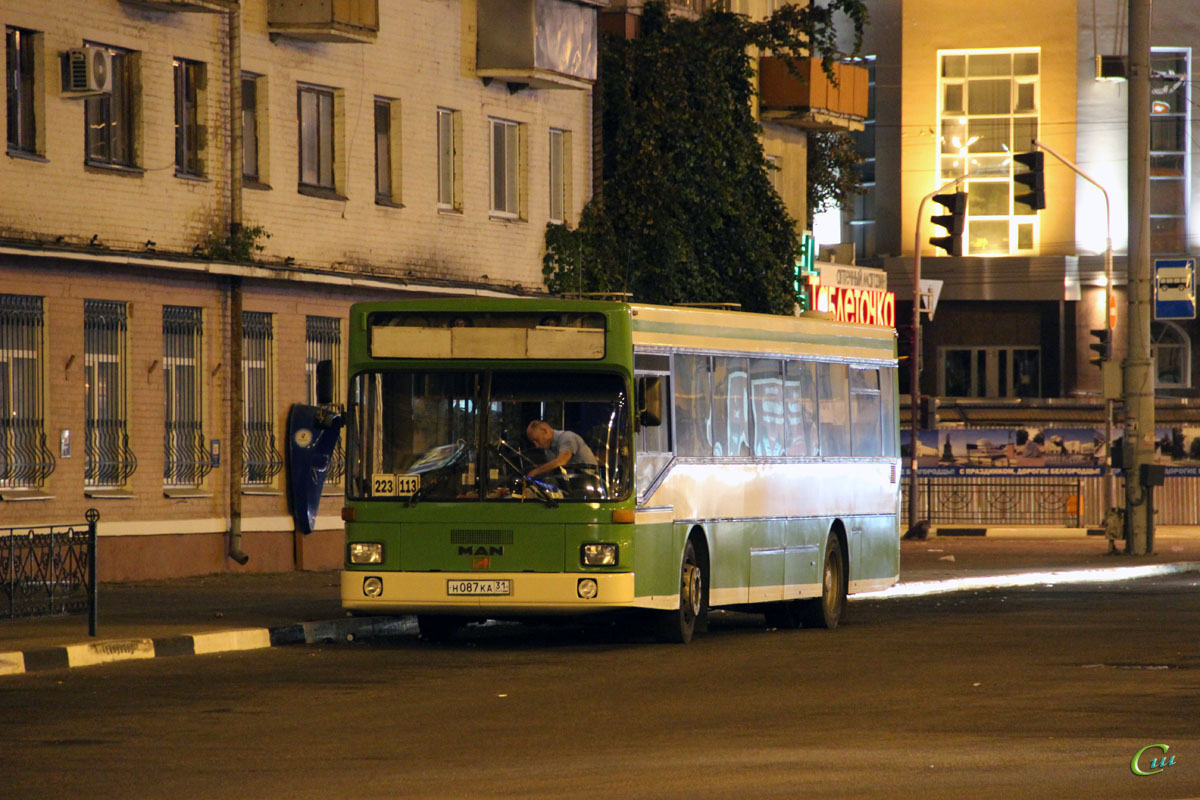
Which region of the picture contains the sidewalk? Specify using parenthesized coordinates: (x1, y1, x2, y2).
(4, 530, 1200, 675)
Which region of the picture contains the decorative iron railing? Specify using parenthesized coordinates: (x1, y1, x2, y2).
(903, 477, 1083, 527)
(1, 293, 56, 489)
(1, 509, 99, 636)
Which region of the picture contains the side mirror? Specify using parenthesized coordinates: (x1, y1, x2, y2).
(636, 376, 663, 428)
(315, 359, 335, 406)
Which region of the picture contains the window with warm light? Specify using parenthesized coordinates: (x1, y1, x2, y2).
(938, 49, 1040, 256)
(1149, 49, 1188, 255)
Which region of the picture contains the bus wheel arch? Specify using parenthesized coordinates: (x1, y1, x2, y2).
(654, 526, 710, 644)
(800, 520, 848, 630)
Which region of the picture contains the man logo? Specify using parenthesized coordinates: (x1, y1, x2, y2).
(458, 546, 504, 556)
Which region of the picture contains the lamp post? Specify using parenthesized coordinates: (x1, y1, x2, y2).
(1031, 139, 1116, 521)
(909, 175, 974, 530)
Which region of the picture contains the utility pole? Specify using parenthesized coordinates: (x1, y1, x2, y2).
(1125, 0, 1155, 555)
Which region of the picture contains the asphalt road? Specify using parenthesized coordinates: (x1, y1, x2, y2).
(3, 575, 1199, 800)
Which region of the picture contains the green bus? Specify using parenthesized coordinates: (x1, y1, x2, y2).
(337, 298, 900, 642)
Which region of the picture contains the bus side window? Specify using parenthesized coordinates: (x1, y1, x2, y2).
(673, 354, 713, 457)
(850, 366, 883, 456)
(637, 375, 664, 427)
(818, 362, 851, 456)
(784, 360, 817, 456)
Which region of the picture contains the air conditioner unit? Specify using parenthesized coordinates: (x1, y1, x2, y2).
(62, 46, 112, 95)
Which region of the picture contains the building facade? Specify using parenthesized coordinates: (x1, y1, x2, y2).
(1, 0, 600, 578)
(843, 0, 1199, 407)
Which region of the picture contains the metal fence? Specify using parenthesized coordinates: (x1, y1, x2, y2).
(1, 509, 99, 635)
(904, 474, 1200, 529)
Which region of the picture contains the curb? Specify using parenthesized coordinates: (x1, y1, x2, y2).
(929, 526, 1200, 539)
(0, 615, 414, 678)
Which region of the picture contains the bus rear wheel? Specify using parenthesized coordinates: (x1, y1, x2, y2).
(800, 534, 846, 629)
(655, 538, 706, 644)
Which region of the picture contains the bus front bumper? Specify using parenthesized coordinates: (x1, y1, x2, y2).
(342, 570, 677, 615)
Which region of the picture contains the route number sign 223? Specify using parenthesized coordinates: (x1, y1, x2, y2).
(372, 473, 420, 497)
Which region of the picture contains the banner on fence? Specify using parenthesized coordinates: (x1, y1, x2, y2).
(901, 425, 1200, 476)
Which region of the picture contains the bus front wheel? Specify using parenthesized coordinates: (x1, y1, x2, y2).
(800, 534, 846, 629)
(655, 538, 706, 644)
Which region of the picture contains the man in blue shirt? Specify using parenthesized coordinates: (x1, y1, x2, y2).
(525, 420, 598, 479)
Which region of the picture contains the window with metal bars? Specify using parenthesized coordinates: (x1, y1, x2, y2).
(0, 294, 54, 490)
(163, 305, 210, 487)
(84, 300, 136, 488)
(243, 311, 283, 485)
(305, 315, 343, 484)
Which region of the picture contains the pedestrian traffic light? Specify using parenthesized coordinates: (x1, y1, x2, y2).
(1013, 151, 1045, 212)
(919, 394, 941, 429)
(930, 191, 967, 256)
(1089, 327, 1112, 366)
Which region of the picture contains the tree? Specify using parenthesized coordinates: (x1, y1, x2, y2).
(543, 1, 867, 314)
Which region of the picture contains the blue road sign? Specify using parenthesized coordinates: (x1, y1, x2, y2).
(1154, 258, 1196, 320)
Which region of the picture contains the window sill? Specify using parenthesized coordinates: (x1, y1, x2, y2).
(0, 489, 53, 502)
(85, 489, 135, 499)
(438, 206, 464, 217)
(489, 214, 525, 224)
(242, 488, 282, 496)
(85, 160, 145, 177)
(298, 184, 347, 202)
(243, 179, 273, 191)
(175, 170, 211, 183)
(7, 148, 48, 163)
(375, 197, 404, 209)
(163, 489, 213, 499)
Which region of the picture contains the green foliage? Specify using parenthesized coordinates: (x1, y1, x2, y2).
(206, 224, 271, 263)
(806, 130, 865, 228)
(543, 1, 866, 314)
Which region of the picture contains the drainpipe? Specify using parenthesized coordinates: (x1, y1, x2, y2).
(226, 7, 249, 565)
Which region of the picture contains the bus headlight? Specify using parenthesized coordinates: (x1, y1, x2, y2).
(349, 542, 384, 564)
(577, 578, 598, 599)
(581, 543, 618, 566)
(362, 577, 384, 597)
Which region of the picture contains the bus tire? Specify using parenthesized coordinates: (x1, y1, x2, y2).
(417, 614, 464, 642)
(655, 538, 706, 644)
(800, 534, 846, 630)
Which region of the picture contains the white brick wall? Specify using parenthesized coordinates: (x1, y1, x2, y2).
(0, 0, 594, 290)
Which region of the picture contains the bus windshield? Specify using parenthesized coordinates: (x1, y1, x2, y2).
(347, 370, 631, 503)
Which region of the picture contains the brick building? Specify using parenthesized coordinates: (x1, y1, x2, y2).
(1, 0, 600, 578)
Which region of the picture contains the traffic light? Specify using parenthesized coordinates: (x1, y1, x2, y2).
(1013, 151, 1045, 212)
(930, 191, 967, 256)
(919, 395, 941, 429)
(1089, 327, 1112, 366)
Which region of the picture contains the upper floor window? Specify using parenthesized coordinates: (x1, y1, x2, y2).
(437, 107, 461, 211)
(375, 97, 401, 206)
(298, 83, 335, 192)
(242, 73, 266, 185)
(174, 58, 205, 177)
(1150, 49, 1189, 255)
(549, 128, 568, 223)
(490, 117, 522, 219)
(938, 49, 1040, 255)
(850, 56, 877, 259)
(85, 45, 136, 168)
(6, 27, 39, 155)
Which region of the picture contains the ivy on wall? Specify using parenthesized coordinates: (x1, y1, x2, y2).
(543, 0, 867, 314)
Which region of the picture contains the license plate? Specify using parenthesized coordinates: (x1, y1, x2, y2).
(447, 579, 512, 596)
